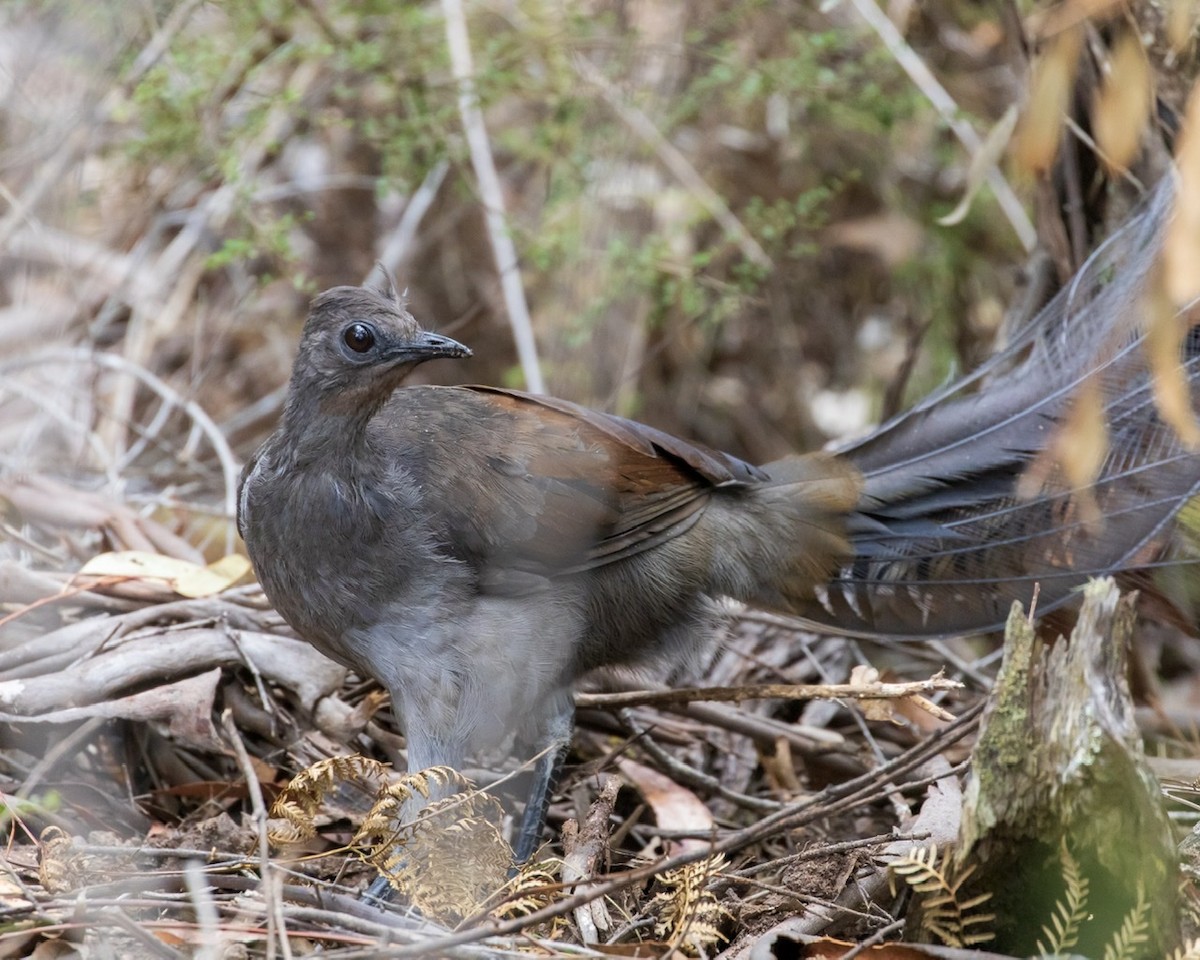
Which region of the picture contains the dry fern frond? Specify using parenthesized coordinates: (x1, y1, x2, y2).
(650, 853, 730, 956)
(268, 754, 390, 845)
(1102, 884, 1151, 960)
(1036, 840, 1090, 955)
(267, 801, 320, 845)
(1169, 937, 1200, 960)
(352, 765, 473, 849)
(488, 861, 568, 936)
(37, 827, 137, 892)
(375, 795, 512, 924)
(893, 844, 995, 948)
(37, 826, 83, 894)
(354, 769, 513, 924)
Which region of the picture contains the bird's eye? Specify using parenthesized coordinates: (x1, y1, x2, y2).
(343, 323, 375, 354)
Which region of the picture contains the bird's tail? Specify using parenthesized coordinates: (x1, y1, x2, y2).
(789, 176, 1200, 637)
(703, 451, 862, 614)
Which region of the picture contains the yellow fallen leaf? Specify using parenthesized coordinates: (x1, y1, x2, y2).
(939, 105, 1018, 227)
(1093, 29, 1152, 175)
(1165, 78, 1200, 308)
(1169, 0, 1196, 53)
(79, 550, 251, 598)
(1144, 283, 1200, 449)
(1012, 27, 1083, 175)
(178, 553, 252, 597)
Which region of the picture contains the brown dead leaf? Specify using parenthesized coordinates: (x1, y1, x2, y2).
(891, 692, 955, 731)
(847, 665, 955, 725)
(1013, 26, 1083, 174)
(766, 735, 804, 795)
(1093, 29, 1153, 174)
(849, 664, 897, 723)
(0, 931, 44, 960)
(616, 757, 713, 855)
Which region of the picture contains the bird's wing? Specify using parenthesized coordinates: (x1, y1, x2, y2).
(376, 384, 764, 579)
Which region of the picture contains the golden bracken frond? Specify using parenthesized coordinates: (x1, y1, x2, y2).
(354, 769, 513, 924)
(649, 853, 730, 956)
(892, 845, 995, 948)
(268, 754, 390, 845)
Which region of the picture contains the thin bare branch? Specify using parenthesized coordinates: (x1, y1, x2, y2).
(441, 0, 544, 393)
(845, 0, 1037, 251)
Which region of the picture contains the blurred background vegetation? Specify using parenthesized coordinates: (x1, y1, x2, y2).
(1, 0, 1181, 554)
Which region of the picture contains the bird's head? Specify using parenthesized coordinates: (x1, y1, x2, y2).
(288, 267, 471, 417)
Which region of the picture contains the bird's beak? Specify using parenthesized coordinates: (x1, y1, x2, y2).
(389, 331, 472, 363)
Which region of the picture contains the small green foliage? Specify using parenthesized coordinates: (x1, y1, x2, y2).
(0, 790, 62, 829)
(743, 189, 835, 254)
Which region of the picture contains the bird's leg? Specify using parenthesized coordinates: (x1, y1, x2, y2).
(513, 737, 570, 864)
(513, 695, 575, 865)
(362, 872, 397, 904)
(362, 737, 568, 902)
(360, 721, 467, 905)
(361, 692, 573, 901)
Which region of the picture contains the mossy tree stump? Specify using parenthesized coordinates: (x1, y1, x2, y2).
(945, 579, 1178, 957)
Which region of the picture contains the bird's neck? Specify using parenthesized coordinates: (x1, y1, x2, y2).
(279, 384, 389, 467)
